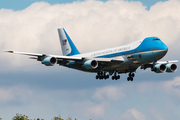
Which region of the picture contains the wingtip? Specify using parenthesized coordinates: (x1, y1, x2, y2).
(4, 51, 14, 53)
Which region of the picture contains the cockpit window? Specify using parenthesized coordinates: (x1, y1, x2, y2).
(153, 38, 161, 41)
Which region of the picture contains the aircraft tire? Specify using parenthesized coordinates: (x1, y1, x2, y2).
(131, 73, 135, 77)
(97, 72, 100, 76)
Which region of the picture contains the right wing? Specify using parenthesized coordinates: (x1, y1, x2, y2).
(140, 60, 178, 73)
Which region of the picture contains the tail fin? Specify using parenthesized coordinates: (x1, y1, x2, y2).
(58, 28, 80, 56)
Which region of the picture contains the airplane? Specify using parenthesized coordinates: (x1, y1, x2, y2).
(6, 28, 178, 81)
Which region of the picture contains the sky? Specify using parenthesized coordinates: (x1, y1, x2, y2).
(0, 0, 180, 120)
(0, 0, 168, 10)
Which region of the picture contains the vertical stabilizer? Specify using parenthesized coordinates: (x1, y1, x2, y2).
(58, 28, 80, 56)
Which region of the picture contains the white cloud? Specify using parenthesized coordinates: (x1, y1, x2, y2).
(1, 76, 180, 120)
(119, 108, 146, 120)
(72, 101, 108, 118)
(149, 106, 165, 120)
(128, 108, 146, 120)
(0, 88, 14, 102)
(0, 0, 180, 119)
(0, 85, 34, 103)
(136, 76, 180, 99)
(0, 0, 180, 71)
(162, 76, 180, 98)
(92, 85, 124, 101)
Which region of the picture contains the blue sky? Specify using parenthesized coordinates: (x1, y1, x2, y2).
(0, 0, 168, 10)
(0, 0, 180, 120)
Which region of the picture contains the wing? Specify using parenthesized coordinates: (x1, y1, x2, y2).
(156, 60, 178, 64)
(6, 51, 82, 61)
(5, 51, 124, 66)
(140, 60, 178, 70)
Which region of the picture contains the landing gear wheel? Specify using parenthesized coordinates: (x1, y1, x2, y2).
(100, 72, 103, 76)
(127, 72, 135, 81)
(107, 75, 109, 78)
(111, 72, 120, 80)
(131, 73, 135, 77)
(117, 75, 120, 79)
(97, 72, 100, 76)
(130, 77, 133, 81)
(96, 71, 111, 80)
(129, 72, 135, 77)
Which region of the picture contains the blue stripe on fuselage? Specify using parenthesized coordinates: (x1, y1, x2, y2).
(95, 37, 168, 58)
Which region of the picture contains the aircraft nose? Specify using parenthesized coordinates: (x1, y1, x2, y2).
(152, 49, 168, 60)
(161, 42, 168, 55)
(163, 43, 168, 50)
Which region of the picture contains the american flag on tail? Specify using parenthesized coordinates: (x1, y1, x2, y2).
(62, 39, 67, 45)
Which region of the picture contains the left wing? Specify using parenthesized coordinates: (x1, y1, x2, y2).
(5, 51, 124, 67)
(6, 51, 82, 61)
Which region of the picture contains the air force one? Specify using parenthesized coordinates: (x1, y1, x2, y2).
(6, 28, 178, 81)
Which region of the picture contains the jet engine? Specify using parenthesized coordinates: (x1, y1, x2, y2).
(152, 64, 167, 73)
(166, 63, 177, 72)
(84, 60, 98, 69)
(41, 57, 57, 66)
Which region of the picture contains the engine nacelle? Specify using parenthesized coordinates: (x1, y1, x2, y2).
(166, 63, 177, 72)
(84, 60, 98, 69)
(42, 57, 57, 66)
(153, 64, 167, 73)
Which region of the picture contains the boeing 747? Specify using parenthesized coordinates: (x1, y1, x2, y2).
(6, 28, 178, 81)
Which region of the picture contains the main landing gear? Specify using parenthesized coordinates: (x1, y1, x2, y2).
(96, 71, 109, 80)
(127, 72, 135, 81)
(96, 71, 120, 80)
(112, 72, 120, 80)
(95, 71, 135, 81)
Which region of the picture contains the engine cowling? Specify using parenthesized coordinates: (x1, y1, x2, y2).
(166, 63, 177, 72)
(153, 64, 167, 73)
(42, 57, 57, 66)
(84, 60, 98, 69)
